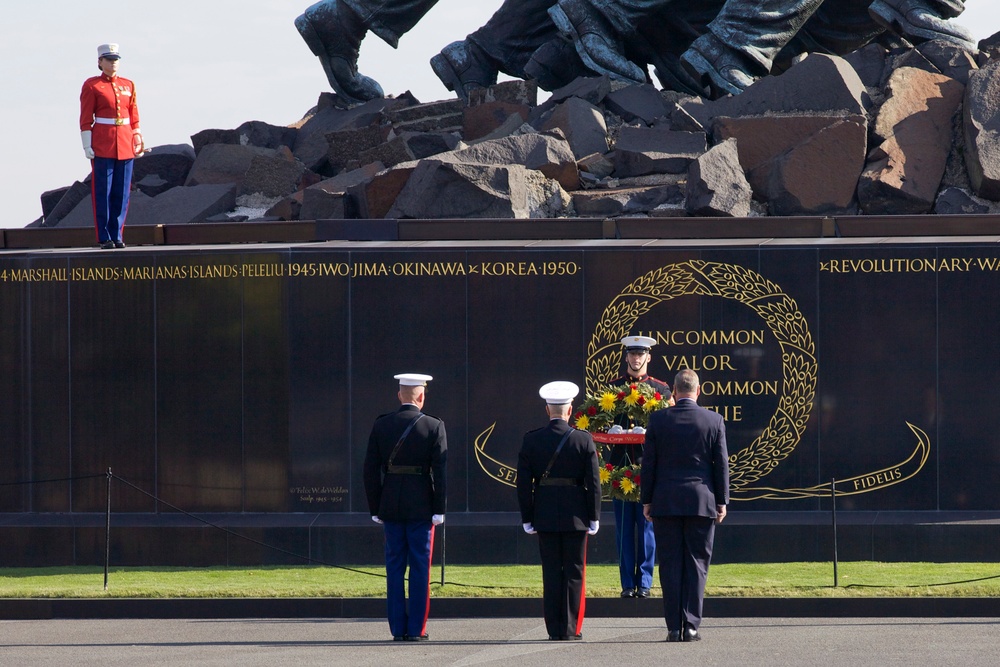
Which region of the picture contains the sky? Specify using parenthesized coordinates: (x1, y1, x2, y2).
(2, 1, 998, 229)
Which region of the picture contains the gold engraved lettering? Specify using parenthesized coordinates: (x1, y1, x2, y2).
(5, 268, 69, 282)
(701, 380, 779, 396)
(241, 263, 285, 278)
(352, 263, 388, 277)
(705, 405, 743, 422)
(661, 354, 736, 372)
(651, 330, 765, 346)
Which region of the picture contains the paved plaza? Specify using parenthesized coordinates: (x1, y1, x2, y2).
(2, 616, 998, 666)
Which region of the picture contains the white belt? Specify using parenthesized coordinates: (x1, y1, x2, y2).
(94, 117, 130, 126)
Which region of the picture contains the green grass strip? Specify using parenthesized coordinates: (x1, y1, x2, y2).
(1, 562, 999, 599)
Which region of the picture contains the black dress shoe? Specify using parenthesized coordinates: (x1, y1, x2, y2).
(100, 240, 115, 249)
(666, 630, 682, 642)
(683, 627, 701, 642)
(403, 634, 429, 642)
(392, 636, 405, 641)
(620, 588, 636, 598)
(567, 633, 583, 640)
(636, 587, 651, 598)
(548, 635, 566, 641)
(114, 241, 126, 248)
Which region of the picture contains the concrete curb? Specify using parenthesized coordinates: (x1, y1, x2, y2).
(2, 596, 998, 620)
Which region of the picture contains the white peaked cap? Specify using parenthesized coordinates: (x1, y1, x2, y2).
(539, 381, 579, 405)
(621, 335, 656, 349)
(395, 373, 433, 387)
(98, 43, 121, 59)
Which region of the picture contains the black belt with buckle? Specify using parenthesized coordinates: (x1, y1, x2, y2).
(538, 477, 584, 487)
(386, 465, 426, 475)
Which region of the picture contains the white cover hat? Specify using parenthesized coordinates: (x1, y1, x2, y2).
(97, 43, 121, 59)
(539, 381, 579, 405)
(395, 373, 433, 387)
(621, 335, 656, 350)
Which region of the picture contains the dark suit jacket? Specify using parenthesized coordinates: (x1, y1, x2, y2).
(640, 399, 729, 518)
(517, 419, 601, 532)
(363, 404, 447, 522)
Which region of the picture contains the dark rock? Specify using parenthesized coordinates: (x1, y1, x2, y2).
(578, 153, 615, 179)
(191, 128, 240, 155)
(604, 83, 670, 124)
(934, 187, 992, 214)
(40, 185, 70, 220)
(468, 80, 538, 107)
(685, 138, 752, 217)
(264, 193, 302, 221)
(387, 161, 567, 219)
(540, 97, 609, 160)
(860, 67, 965, 214)
(140, 184, 238, 224)
(184, 144, 276, 187)
(463, 101, 530, 141)
(916, 39, 979, 86)
(327, 125, 391, 172)
(291, 96, 395, 172)
(979, 31, 1000, 60)
(235, 120, 299, 151)
(300, 188, 351, 220)
(963, 60, 1000, 201)
(357, 133, 415, 168)
(387, 99, 465, 133)
(844, 43, 887, 89)
(441, 132, 579, 192)
(239, 149, 311, 197)
(572, 183, 683, 217)
(614, 127, 707, 177)
(350, 165, 418, 219)
(713, 114, 865, 198)
(404, 132, 461, 160)
(132, 144, 196, 196)
(680, 54, 866, 129)
(43, 180, 91, 227)
(760, 118, 867, 215)
(548, 75, 612, 106)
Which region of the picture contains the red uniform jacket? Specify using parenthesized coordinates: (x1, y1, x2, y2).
(79, 74, 140, 160)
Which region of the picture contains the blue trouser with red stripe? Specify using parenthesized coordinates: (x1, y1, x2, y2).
(91, 156, 133, 244)
(613, 498, 656, 591)
(383, 520, 434, 638)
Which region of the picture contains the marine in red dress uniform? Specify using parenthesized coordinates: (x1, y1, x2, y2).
(79, 43, 143, 248)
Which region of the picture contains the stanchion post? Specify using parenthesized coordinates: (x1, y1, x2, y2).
(831, 477, 838, 588)
(105, 467, 112, 591)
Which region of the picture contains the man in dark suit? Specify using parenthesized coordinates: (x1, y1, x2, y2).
(641, 369, 729, 642)
(363, 373, 447, 641)
(517, 381, 601, 641)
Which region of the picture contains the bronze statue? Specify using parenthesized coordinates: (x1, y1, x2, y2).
(295, 0, 441, 104)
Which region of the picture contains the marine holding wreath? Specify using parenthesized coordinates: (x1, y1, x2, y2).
(605, 335, 670, 598)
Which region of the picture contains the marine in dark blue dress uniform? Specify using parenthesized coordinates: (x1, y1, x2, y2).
(363, 372, 447, 641)
(607, 335, 670, 598)
(517, 381, 601, 640)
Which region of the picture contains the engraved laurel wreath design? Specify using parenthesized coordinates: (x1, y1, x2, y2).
(585, 260, 817, 491)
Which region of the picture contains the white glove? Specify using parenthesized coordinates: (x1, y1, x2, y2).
(133, 129, 145, 157)
(608, 425, 624, 434)
(631, 426, 646, 434)
(587, 520, 600, 535)
(432, 514, 444, 526)
(523, 522, 537, 534)
(81, 131, 95, 159)
(371, 515, 383, 524)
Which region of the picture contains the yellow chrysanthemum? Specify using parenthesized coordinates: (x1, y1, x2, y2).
(623, 389, 641, 407)
(599, 467, 611, 484)
(575, 414, 590, 430)
(599, 392, 618, 412)
(643, 398, 659, 412)
(620, 478, 636, 494)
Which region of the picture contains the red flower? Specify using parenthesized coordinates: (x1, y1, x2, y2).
(617, 392, 626, 399)
(623, 470, 633, 478)
(587, 406, 597, 416)
(630, 384, 637, 390)
(654, 392, 662, 401)
(605, 463, 614, 471)
(574, 412, 583, 420)
(612, 479, 621, 488)
(634, 474, 641, 485)
(637, 396, 646, 405)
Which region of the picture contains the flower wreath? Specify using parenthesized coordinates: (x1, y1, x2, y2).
(571, 382, 667, 502)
